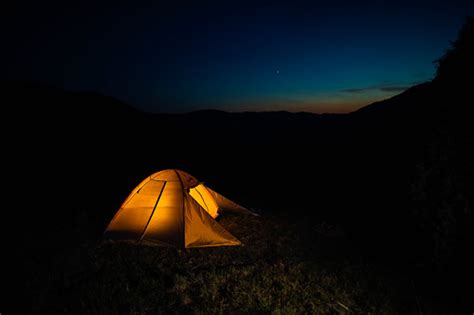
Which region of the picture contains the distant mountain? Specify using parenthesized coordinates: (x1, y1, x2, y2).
(2, 80, 145, 119)
(352, 81, 433, 116)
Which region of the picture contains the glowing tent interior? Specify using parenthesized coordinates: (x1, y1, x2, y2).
(104, 169, 255, 248)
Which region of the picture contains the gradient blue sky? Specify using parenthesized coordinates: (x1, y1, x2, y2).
(2, 1, 474, 113)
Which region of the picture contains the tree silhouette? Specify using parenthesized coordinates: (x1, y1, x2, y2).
(434, 16, 474, 84)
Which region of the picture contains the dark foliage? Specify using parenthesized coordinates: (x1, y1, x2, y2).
(435, 16, 474, 86)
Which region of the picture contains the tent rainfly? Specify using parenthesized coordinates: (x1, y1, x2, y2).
(104, 169, 255, 248)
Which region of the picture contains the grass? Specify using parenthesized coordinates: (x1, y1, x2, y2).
(19, 213, 416, 314)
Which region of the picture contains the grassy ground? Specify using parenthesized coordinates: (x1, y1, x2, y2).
(19, 213, 418, 314)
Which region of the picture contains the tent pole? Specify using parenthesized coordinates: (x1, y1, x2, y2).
(139, 181, 167, 243)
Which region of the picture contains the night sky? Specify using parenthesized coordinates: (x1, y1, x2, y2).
(3, 1, 473, 113)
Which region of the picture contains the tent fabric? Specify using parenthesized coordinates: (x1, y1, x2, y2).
(104, 169, 251, 248)
(206, 186, 256, 215)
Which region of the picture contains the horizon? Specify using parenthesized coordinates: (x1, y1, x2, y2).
(2, 1, 473, 113)
(4, 77, 390, 115)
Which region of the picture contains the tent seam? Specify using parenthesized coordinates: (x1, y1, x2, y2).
(174, 169, 186, 248)
(139, 181, 167, 243)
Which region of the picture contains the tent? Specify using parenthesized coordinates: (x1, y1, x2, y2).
(104, 169, 255, 248)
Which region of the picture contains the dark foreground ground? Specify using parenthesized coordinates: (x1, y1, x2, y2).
(18, 212, 422, 314)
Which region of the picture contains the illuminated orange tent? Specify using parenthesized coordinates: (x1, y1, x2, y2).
(104, 169, 255, 248)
